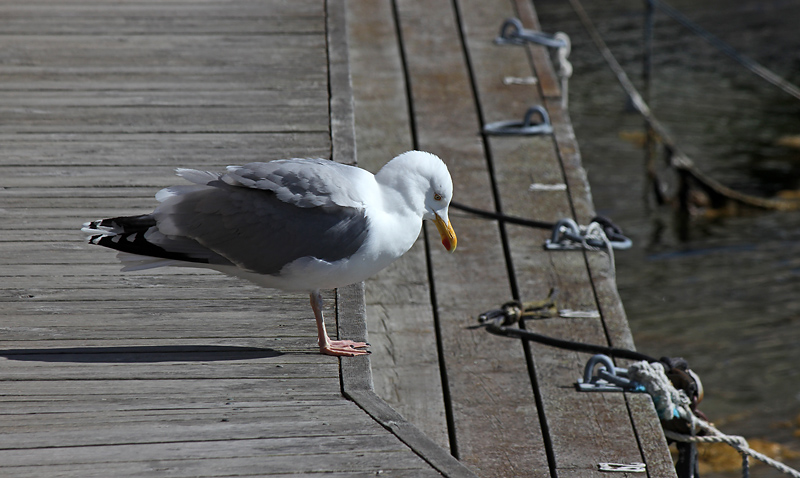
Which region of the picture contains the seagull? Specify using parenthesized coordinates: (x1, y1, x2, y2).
(82, 150, 457, 356)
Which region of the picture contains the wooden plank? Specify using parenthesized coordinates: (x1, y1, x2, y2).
(459, 0, 675, 476)
(0, 405, 370, 432)
(346, 0, 450, 453)
(0, 90, 326, 107)
(326, 0, 356, 166)
(332, 0, 474, 473)
(0, 0, 325, 35)
(0, 35, 327, 96)
(626, 394, 678, 478)
(0, 452, 440, 478)
(0, 133, 331, 168)
(0, 378, 344, 402)
(394, 0, 551, 475)
(337, 284, 478, 478)
(0, 410, 383, 447)
(0, 34, 326, 69)
(0, 107, 326, 135)
(0, 435, 411, 465)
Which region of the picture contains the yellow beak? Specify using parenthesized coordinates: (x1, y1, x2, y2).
(434, 212, 457, 252)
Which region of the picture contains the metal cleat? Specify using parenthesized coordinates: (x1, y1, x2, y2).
(576, 354, 647, 393)
(545, 217, 633, 251)
(494, 18, 568, 49)
(598, 462, 647, 473)
(483, 105, 553, 136)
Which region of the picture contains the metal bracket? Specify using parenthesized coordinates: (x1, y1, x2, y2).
(483, 105, 553, 136)
(545, 218, 633, 251)
(599, 462, 647, 473)
(495, 18, 568, 49)
(576, 354, 646, 393)
(494, 18, 573, 108)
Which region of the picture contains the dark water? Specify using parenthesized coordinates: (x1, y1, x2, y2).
(534, 0, 800, 474)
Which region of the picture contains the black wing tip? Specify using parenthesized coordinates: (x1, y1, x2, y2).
(82, 215, 210, 266)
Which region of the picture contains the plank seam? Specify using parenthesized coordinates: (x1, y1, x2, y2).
(336, 284, 479, 478)
(327, 1, 476, 476)
(390, 0, 461, 459)
(452, 0, 559, 476)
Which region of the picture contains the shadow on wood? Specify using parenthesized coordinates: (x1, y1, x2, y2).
(0, 345, 283, 363)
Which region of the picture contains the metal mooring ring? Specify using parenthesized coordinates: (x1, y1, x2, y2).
(495, 18, 568, 49)
(483, 105, 553, 136)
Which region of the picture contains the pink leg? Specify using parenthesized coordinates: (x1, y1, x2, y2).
(309, 290, 369, 357)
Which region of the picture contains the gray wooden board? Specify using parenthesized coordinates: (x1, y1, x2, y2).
(0, 435, 414, 466)
(346, 0, 450, 453)
(336, 283, 477, 478)
(0, 455, 439, 478)
(459, 0, 675, 476)
(393, 0, 552, 476)
(332, 0, 473, 472)
(0, 379, 343, 402)
(0, 34, 326, 70)
(364, 0, 675, 476)
(0, 133, 331, 167)
(0, 1, 325, 36)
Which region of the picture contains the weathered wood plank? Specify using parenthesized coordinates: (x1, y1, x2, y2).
(0, 35, 326, 70)
(331, 0, 473, 472)
(0, 90, 325, 107)
(0, 133, 331, 167)
(0, 405, 368, 432)
(346, 0, 450, 453)
(514, 5, 674, 473)
(0, 135, 330, 164)
(0, 378, 343, 402)
(394, 0, 551, 475)
(0, 107, 326, 135)
(626, 394, 678, 478)
(0, 435, 411, 466)
(0, 452, 438, 478)
(460, 0, 675, 476)
(0, 0, 325, 35)
(0, 398, 350, 415)
(337, 284, 477, 478)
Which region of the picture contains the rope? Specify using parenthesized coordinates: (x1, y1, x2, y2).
(481, 321, 657, 363)
(450, 200, 554, 230)
(450, 201, 632, 251)
(554, 31, 572, 109)
(647, 0, 800, 103)
(582, 222, 609, 250)
(566, 0, 800, 212)
(629, 361, 800, 478)
(580, 221, 616, 280)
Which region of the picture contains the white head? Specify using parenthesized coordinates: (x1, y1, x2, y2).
(377, 151, 457, 252)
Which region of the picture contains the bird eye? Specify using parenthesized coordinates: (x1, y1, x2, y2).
(434, 193, 443, 201)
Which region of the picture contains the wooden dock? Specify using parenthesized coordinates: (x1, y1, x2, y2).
(0, 0, 675, 477)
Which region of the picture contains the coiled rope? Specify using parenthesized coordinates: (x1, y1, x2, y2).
(629, 361, 800, 478)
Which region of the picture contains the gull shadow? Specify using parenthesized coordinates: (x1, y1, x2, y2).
(0, 345, 283, 363)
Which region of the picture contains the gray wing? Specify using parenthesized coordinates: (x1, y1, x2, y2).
(216, 158, 364, 208)
(154, 160, 370, 274)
